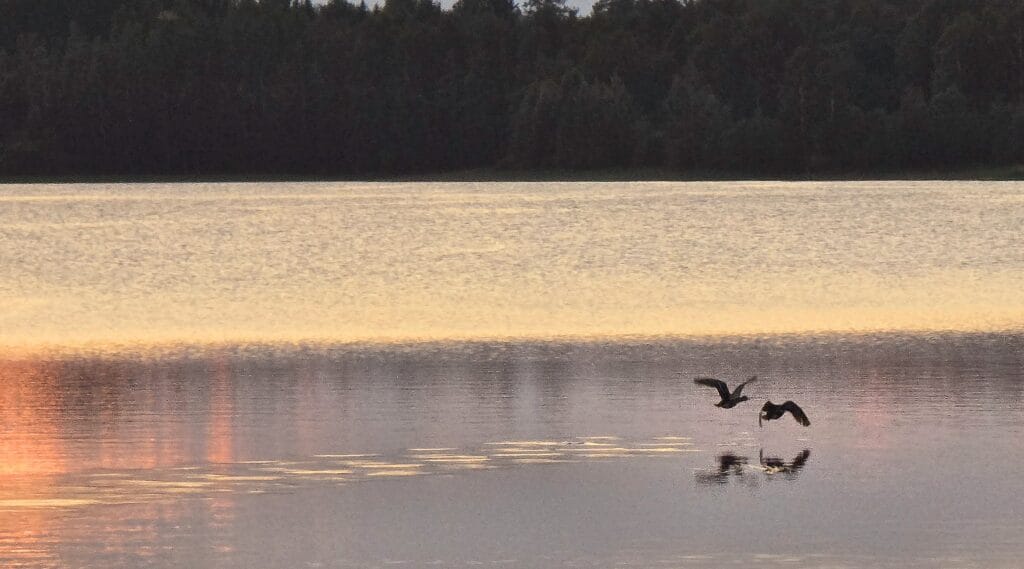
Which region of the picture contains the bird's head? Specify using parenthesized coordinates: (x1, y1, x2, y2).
(758, 401, 772, 427)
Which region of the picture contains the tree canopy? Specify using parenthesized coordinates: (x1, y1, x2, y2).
(1, 0, 1022, 177)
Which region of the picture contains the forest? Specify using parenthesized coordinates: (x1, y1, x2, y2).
(1, 0, 1023, 178)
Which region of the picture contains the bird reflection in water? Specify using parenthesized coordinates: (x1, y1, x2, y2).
(753, 449, 811, 480)
(694, 449, 811, 485)
(694, 452, 751, 485)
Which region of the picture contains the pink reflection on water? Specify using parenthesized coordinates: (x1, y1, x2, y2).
(0, 360, 65, 567)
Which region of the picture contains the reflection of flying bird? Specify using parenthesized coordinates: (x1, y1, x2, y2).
(758, 449, 811, 475)
(713, 452, 748, 473)
(759, 400, 810, 427)
(694, 376, 757, 408)
(694, 452, 749, 485)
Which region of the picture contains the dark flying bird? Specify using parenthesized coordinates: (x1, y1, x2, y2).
(759, 400, 811, 427)
(693, 376, 757, 408)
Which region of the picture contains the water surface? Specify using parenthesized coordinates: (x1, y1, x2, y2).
(2, 336, 1023, 568)
(2, 181, 1022, 353)
(2, 181, 1024, 567)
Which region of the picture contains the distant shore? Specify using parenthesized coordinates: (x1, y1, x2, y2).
(3, 165, 1024, 185)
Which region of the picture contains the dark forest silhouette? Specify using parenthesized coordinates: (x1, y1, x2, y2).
(2, 0, 1023, 178)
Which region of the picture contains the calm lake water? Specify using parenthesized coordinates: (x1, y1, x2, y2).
(1, 181, 1023, 568)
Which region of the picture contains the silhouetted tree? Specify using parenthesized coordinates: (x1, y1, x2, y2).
(1, 0, 1022, 178)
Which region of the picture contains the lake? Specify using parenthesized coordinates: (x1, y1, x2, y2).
(1, 181, 1023, 568)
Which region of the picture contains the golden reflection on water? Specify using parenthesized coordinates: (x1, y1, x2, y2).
(0, 435, 698, 515)
(0, 357, 245, 566)
(2, 181, 1023, 355)
(0, 362, 65, 567)
(2, 435, 671, 565)
(207, 354, 235, 466)
(0, 361, 65, 477)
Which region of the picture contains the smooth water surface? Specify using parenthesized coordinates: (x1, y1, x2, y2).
(2, 336, 1024, 568)
(2, 181, 1023, 352)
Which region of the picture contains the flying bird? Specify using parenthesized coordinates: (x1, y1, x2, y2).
(693, 376, 757, 408)
(759, 400, 810, 427)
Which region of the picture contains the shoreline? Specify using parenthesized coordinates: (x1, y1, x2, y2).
(3, 165, 1024, 185)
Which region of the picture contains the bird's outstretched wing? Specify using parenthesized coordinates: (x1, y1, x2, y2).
(731, 375, 757, 398)
(694, 377, 730, 400)
(781, 401, 811, 426)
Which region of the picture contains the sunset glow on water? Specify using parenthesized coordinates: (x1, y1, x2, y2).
(2, 181, 1023, 355)
(2, 182, 1024, 568)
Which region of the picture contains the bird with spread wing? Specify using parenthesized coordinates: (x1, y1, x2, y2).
(759, 400, 811, 427)
(693, 376, 757, 409)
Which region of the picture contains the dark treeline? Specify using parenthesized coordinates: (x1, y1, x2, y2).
(1, 0, 1023, 178)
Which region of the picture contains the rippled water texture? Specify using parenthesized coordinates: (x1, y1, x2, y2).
(2, 337, 1023, 568)
(2, 181, 1024, 568)
(2, 181, 1023, 353)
